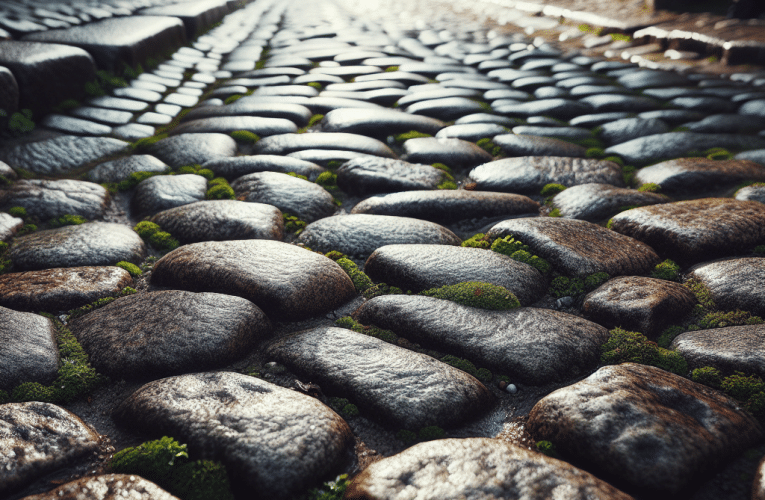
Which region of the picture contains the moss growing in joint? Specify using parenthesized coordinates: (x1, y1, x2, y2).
(230, 130, 260, 144)
(684, 278, 715, 310)
(333, 256, 374, 293)
(306, 82, 323, 90)
(17, 224, 37, 236)
(540, 183, 566, 197)
(315, 171, 338, 189)
(622, 165, 636, 186)
(385, 66, 399, 72)
(396, 429, 417, 443)
(308, 114, 325, 127)
(549, 276, 585, 298)
(536, 441, 557, 458)
(418, 426, 445, 441)
(584, 272, 609, 290)
(476, 138, 502, 156)
(420, 282, 521, 310)
(134, 221, 179, 251)
(638, 183, 661, 193)
(134, 221, 161, 240)
(600, 327, 688, 375)
(206, 183, 235, 200)
(548, 208, 562, 217)
(117, 171, 163, 191)
(362, 283, 404, 300)
(692, 366, 722, 388)
(394, 130, 432, 144)
(282, 213, 306, 234)
(286, 172, 308, 181)
(462, 233, 491, 249)
(437, 179, 457, 190)
(705, 147, 734, 161)
(7, 206, 27, 219)
(328, 397, 360, 418)
(510, 250, 551, 274)
(130, 133, 168, 152)
(335, 316, 398, 344)
(604, 155, 624, 166)
(440, 355, 492, 382)
(115, 261, 142, 277)
(586, 147, 605, 159)
(431, 163, 452, 174)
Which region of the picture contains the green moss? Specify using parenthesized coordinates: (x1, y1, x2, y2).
(510, 250, 551, 274)
(476, 138, 502, 156)
(130, 133, 168, 152)
(149, 231, 179, 252)
(122, 62, 143, 79)
(651, 259, 680, 281)
(600, 328, 688, 375)
(0, 242, 11, 275)
(17, 223, 37, 236)
(462, 233, 491, 249)
(540, 183, 567, 197)
(308, 114, 325, 127)
(684, 278, 715, 310)
(230, 130, 260, 143)
(536, 440, 557, 458)
(52, 99, 80, 113)
(208, 177, 228, 187)
(134, 221, 161, 239)
(490, 235, 528, 256)
(196, 169, 214, 180)
(315, 171, 337, 189)
(604, 155, 624, 166)
(306, 82, 323, 90)
(47, 214, 87, 228)
(385, 66, 399, 72)
(67, 287, 136, 320)
(206, 183, 235, 200)
(420, 282, 520, 310)
(117, 171, 163, 191)
(283, 213, 306, 234)
(572, 137, 603, 149)
(697, 310, 763, 329)
(584, 272, 610, 290)
(335, 257, 374, 292)
(440, 355, 492, 382)
(755, 245, 765, 255)
(224, 94, 243, 105)
(110, 436, 234, 500)
(7, 109, 34, 135)
(610, 33, 631, 42)
(326, 160, 343, 170)
(722, 372, 765, 402)
(362, 283, 404, 300)
(418, 426, 445, 441)
(586, 147, 605, 159)
(307, 474, 349, 500)
(328, 397, 360, 418)
(622, 165, 636, 186)
(396, 429, 417, 443)
(637, 183, 661, 193)
(437, 179, 457, 190)
(705, 147, 734, 161)
(287, 172, 309, 181)
(548, 208, 562, 217)
(175, 165, 200, 175)
(656, 325, 685, 348)
(691, 366, 722, 388)
(431, 163, 452, 174)
(7, 206, 27, 218)
(115, 261, 142, 277)
(334, 316, 398, 344)
(394, 130, 432, 144)
(549, 276, 585, 298)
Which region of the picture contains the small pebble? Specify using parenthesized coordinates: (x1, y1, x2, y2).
(506, 384, 517, 394)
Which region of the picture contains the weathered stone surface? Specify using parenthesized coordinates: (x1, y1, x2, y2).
(231, 172, 335, 222)
(86, 155, 170, 183)
(0, 161, 17, 181)
(579, 94, 662, 113)
(683, 114, 765, 134)
(265, 327, 493, 428)
(20, 474, 180, 500)
(687, 257, 765, 316)
(0, 66, 18, 116)
(598, 117, 669, 146)
(493, 98, 591, 119)
(146, 133, 237, 168)
(255, 132, 396, 158)
(70, 290, 270, 380)
(351, 189, 539, 223)
(364, 244, 545, 305)
(0, 402, 100, 496)
(0, 136, 128, 176)
(182, 101, 313, 127)
(113, 372, 353, 498)
(402, 137, 492, 168)
(150, 240, 355, 319)
(512, 125, 591, 141)
(492, 135, 586, 157)
(582, 276, 696, 336)
(609, 199, 765, 265)
(0, 266, 132, 313)
(297, 214, 461, 259)
(0, 212, 23, 242)
(336, 157, 445, 195)
(735, 184, 765, 203)
(469, 157, 623, 194)
(634, 158, 765, 194)
(40, 114, 113, 135)
(132, 174, 207, 217)
(356, 295, 608, 384)
(488, 217, 659, 276)
(0, 307, 58, 391)
(139, 0, 228, 39)
(203, 155, 324, 181)
(0, 179, 109, 221)
(304, 96, 385, 114)
(617, 70, 690, 89)
(551, 183, 668, 222)
(605, 132, 765, 165)
(671, 324, 765, 378)
(321, 108, 444, 137)
(527, 363, 764, 493)
(170, 116, 297, 136)
(406, 97, 484, 121)
(150, 200, 283, 243)
(346, 438, 635, 500)
(434, 123, 507, 142)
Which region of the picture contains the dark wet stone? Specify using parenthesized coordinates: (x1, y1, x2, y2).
(404, 97, 484, 121)
(491, 133, 586, 157)
(740, 99, 765, 118)
(266, 326, 493, 429)
(609, 199, 765, 265)
(132, 174, 207, 217)
(683, 114, 765, 134)
(86, 155, 169, 183)
(320, 108, 443, 138)
(617, 70, 691, 89)
(0, 135, 127, 176)
(441, 78, 510, 91)
(671, 324, 765, 378)
(568, 85, 627, 98)
(182, 102, 312, 127)
(0, 41, 95, 117)
(0, 402, 100, 497)
(113, 372, 353, 498)
(297, 214, 461, 259)
(231, 171, 335, 222)
(71, 290, 270, 380)
(146, 133, 237, 168)
(10, 222, 146, 271)
(469, 157, 622, 194)
(512, 76, 558, 91)
(571, 114, 634, 129)
(687, 257, 765, 317)
(397, 88, 481, 107)
(494, 98, 591, 119)
(454, 113, 521, 126)
(0, 213, 23, 242)
(140, 1, 228, 40)
(40, 114, 113, 135)
(527, 363, 764, 493)
(0, 179, 108, 221)
(169, 116, 297, 136)
(736, 149, 765, 166)
(598, 117, 669, 146)
(357, 295, 608, 384)
(346, 438, 633, 500)
(512, 126, 591, 141)
(736, 184, 765, 203)
(351, 190, 539, 224)
(484, 88, 532, 101)
(638, 109, 705, 126)
(402, 137, 492, 168)
(582, 276, 696, 336)
(336, 157, 445, 196)
(150, 240, 355, 319)
(634, 158, 765, 194)
(551, 183, 668, 222)
(533, 87, 570, 99)
(0, 66, 18, 115)
(20, 474, 180, 500)
(70, 107, 132, 127)
(287, 150, 377, 166)
(0, 307, 58, 391)
(364, 244, 545, 305)
(488, 217, 659, 277)
(0, 266, 132, 313)
(579, 94, 662, 113)
(605, 133, 765, 165)
(255, 132, 395, 158)
(668, 96, 736, 114)
(203, 155, 324, 181)
(434, 123, 507, 141)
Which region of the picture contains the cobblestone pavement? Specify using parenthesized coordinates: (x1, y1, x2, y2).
(2, 0, 765, 499)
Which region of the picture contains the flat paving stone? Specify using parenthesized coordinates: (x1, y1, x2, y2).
(512, 126, 591, 141)
(231, 171, 335, 222)
(579, 94, 663, 113)
(145, 133, 237, 168)
(736, 149, 765, 166)
(203, 155, 324, 181)
(150, 240, 355, 320)
(493, 98, 591, 119)
(0, 307, 58, 391)
(527, 363, 763, 494)
(638, 109, 705, 126)
(598, 117, 669, 146)
(20, 474, 180, 500)
(255, 133, 395, 158)
(10, 222, 146, 271)
(402, 137, 492, 168)
(132, 174, 207, 217)
(113, 372, 353, 498)
(609, 198, 765, 265)
(0, 135, 128, 176)
(687, 257, 765, 316)
(487, 217, 659, 277)
(740, 99, 765, 118)
(266, 326, 493, 429)
(492, 135, 587, 157)
(683, 114, 765, 134)
(551, 183, 668, 222)
(405, 97, 484, 121)
(40, 114, 113, 135)
(140, 0, 229, 40)
(321, 108, 444, 137)
(0, 212, 23, 242)
(0, 402, 100, 497)
(634, 158, 765, 195)
(169, 116, 297, 136)
(304, 96, 385, 114)
(86, 154, 170, 183)
(182, 102, 313, 127)
(336, 157, 446, 195)
(434, 123, 508, 141)
(397, 88, 481, 107)
(605, 132, 765, 165)
(0, 179, 109, 221)
(671, 324, 765, 378)
(88, 96, 149, 112)
(670, 96, 736, 114)
(617, 70, 691, 89)
(69, 107, 132, 126)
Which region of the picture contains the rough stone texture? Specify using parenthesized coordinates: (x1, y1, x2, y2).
(364, 244, 546, 305)
(351, 189, 540, 224)
(231, 171, 335, 222)
(0, 65, 19, 116)
(146, 133, 237, 168)
(265, 327, 494, 429)
(70, 290, 271, 380)
(170, 116, 298, 136)
(402, 137, 493, 168)
(469, 157, 623, 194)
(635, 158, 765, 194)
(113, 372, 354, 499)
(582, 276, 697, 336)
(493, 134, 587, 157)
(183, 102, 313, 127)
(86, 155, 170, 183)
(671, 324, 765, 378)
(139, 0, 228, 39)
(203, 155, 325, 181)
(0, 179, 109, 221)
(605, 132, 765, 165)
(132, 174, 208, 217)
(20, 474, 180, 500)
(0, 307, 58, 391)
(150, 200, 284, 243)
(150, 240, 355, 320)
(609, 199, 765, 266)
(487, 217, 660, 277)
(336, 157, 445, 195)
(0, 212, 23, 242)
(0, 402, 100, 496)
(0, 160, 17, 181)
(255, 132, 396, 158)
(346, 438, 635, 500)
(10, 222, 146, 271)
(0, 136, 128, 176)
(492, 98, 591, 119)
(355, 295, 609, 384)
(0, 267, 132, 313)
(527, 363, 764, 493)
(321, 108, 445, 137)
(297, 214, 461, 259)
(686, 257, 765, 316)
(551, 183, 668, 222)
(736, 185, 765, 203)
(598, 117, 669, 146)
(617, 70, 691, 89)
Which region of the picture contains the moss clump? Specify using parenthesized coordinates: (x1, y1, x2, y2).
(115, 261, 142, 277)
(176, 165, 201, 175)
(117, 171, 163, 191)
(67, 287, 136, 320)
(656, 325, 685, 348)
(362, 282, 404, 300)
(722, 372, 765, 403)
(134, 221, 161, 240)
(600, 328, 688, 375)
(440, 355, 492, 382)
(638, 183, 661, 193)
(396, 429, 418, 443)
(333, 256, 374, 292)
(604, 155, 624, 166)
(315, 171, 338, 189)
(326, 160, 343, 170)
(385, 66, 400, 72)
(540, 183, 566, 197)
(462, 233, 491, 249)
(684, 278, 715, 310)
(335, 316, 398, 344)
(509, 250, 551, 274)
(206, 183, 235, 200)
(754, 245, 765, 255)
(418, 426, 445, 441)
(224, 94, 243, 105)
(651, 259, 680, 281)
(283, 213, 306, 234)
(134, 221, 179, 251)
(548, 208, 562, 217)
(586, 147, 605, 159)
(307, 474, 349, 500)
(7, 109, 35, 135)
(196, 169, 214, 180)
(490, 235, 528, 256)
(287, 172, 308, 181)
(490, 235, 551, 273)
(130, 133, 168, 152)
(549, 276, 585, 298)
(48, 214, 87, 228)
(0, 241, 11, 274)
(7, 206, 27, 218)
(394, 130, 432, 144)
(476, 138, 502, 156)
(622, 165, 636, 186)
(697, 310, 763, 329)
(705, 147, 734, 161)
(691, 366, 722, 389)
(230, 130, 260, 143)
(584, 272, 610, 290)
(420, 282, 520, 310)
(110, 436, 234, 500)
(328, 397, 360, 418)
(437, 179, 457, 190)
(17, 224, 37, 236)
(306, 82, 323, 90)
(536, 441, 557, 458)
(308, 113, 325, 127)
